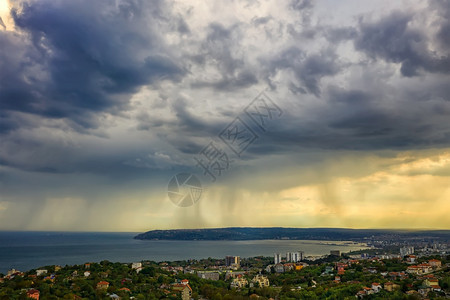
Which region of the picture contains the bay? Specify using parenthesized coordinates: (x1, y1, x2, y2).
(0, 231, 369, 274)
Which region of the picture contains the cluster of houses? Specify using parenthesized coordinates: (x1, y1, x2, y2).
(356, 282, 396, 298)
(26, 288, 40, 299)
(93, 280, 132, 299)
(230, 274, 270, 289)
(159, 279, 192, 300)
(158, 262, 184, 274)
(356, 274, 444, 299)
(1, 269, 24, 281)
(406, 258, 442, 275)
(2, 268, 59, 300)
(355, 257, 444, 298)
(264, 262, 308, 273)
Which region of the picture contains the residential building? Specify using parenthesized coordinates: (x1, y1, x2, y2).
(428, 259, 442, 269)
(423, 278, 441, 290)
(284, 263, 294, 272)
(336, 262, 347, 275)
(372, 283, 382, 293)
(131, 262, 143, 273)
(231, 276, 248, 289)
(225, 256, 240, 268)
(96, 281, 110, 290)
(323, 266, 334, 275)
(286, 251, 303, 262)
(400, 246, 414, 257)
(26, 289, 40, 300)
(252, 275, 269, 288)
(384, 282, 400, 292)
(43, 274, 55, 282)
(274, 253, 282, 264)
(406, 265, 422, 275)
(7, 269, 19, 277)
(197, 271, 220, 281)
(275, 263, 285, 273)
(406, 255, 417, 264)
(418, 263, 433, 274)
(172, 283, 192, 300)
(406, 263, 432, 275)
(225, 271, 246, 279)
(36, 269, 47, 276)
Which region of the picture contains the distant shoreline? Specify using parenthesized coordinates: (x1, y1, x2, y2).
(134, 227, 450, 241)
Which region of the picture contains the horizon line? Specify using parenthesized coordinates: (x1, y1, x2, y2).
(2, 226, 450, 233)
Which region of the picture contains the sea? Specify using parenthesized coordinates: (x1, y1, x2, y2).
(0, 231, 369, 274)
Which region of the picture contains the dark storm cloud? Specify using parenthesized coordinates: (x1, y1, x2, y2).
(0, 0, 193, 180)
(0, 0, 185, 132)
(2, 0, 450, 178)
(264, 46, 342, 96)
(237, 71, 450, 155)
(354, 11, 450, 77)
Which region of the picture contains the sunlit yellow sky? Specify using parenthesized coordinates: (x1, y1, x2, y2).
(1, 0, 450, 231)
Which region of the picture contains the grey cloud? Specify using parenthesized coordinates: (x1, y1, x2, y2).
(242, 76, 450, 154)
(430, 0, 450, 49)
(189, 23, 259, 91)
(324, 27, 357, 43)
(0, 0, 186, 134)
(289, 0, 313, 11)
(251, 16, 271, 26)
(2, 0, 450, 184)
(354, 11, 450, 77)
(265, 47, 342, 96)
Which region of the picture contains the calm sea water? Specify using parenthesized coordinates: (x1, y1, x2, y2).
(0, 231, 369, 273)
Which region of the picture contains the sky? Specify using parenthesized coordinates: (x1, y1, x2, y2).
(0, 0, 450, 232)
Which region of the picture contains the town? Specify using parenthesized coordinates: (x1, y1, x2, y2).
(1, 242, 450, 300)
